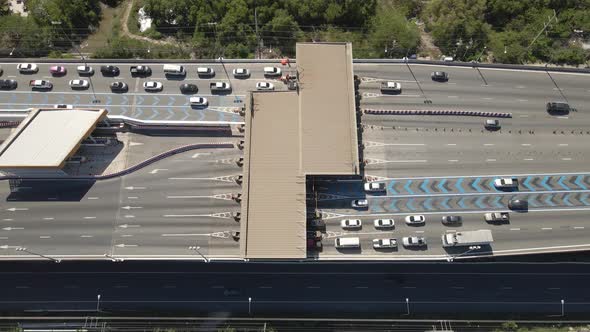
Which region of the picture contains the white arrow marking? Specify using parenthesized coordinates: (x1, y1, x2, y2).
(2, 227, 24, 231)
(192, 152, 211, 158)
(5, 208, 28, 212)
(129, 141, 144, 146)
(115, 243, 138, 248)
(149, 169, 168, 174)
(121, 206, 142, 210)
(118, 224, 141, 228)
(124, 186, 146, 190)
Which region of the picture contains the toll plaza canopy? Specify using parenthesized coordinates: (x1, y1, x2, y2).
(0, 108, 107, 169)
(240, 42, 360, 260)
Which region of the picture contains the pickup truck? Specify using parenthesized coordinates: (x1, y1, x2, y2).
(484, 212, 510, 223)
(29, 80, 53, 89)
(210, 81, 231, 92)
(130, 65, 152, 76)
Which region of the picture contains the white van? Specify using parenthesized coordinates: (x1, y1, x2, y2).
(197, 67, 215, 76)
(335, 237, 360, 249)
(163, 64, 186, 76)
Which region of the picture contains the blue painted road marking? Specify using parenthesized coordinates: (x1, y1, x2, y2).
(458, 197, 467, 209)
(575, 176, 587, 190)
(475, 196, 485, 209)
(423, 198, 433, 210)
(387, 180, 397, 195)
(420, 179, 430, 193)
(563, 193, 573, 206)
(488, 179, 499, 192)
(152, 96, 160, 106)
(406, 199, 415, 211)
(544, 194, 555, 207)
(404, 180, 414, 195)
(557, 176, 569, 190)
(136, 96, 144, 105)
(389, 200, 399, 212)
(437, 179, 448, 193)
(166, 107, 174, 120)
(74, 94, 80, 105)
(522, 176, 534, 191)
(492, 196, 502, 208)
(580, 194, 590, 206)
(119, 107, 128, 116)
(456, 178, 465, 193)
(541, 176, 552, 191)
(135, 107, 143, 118)
(121, 96, 129, 105)
(441, 197, 451, 210)
(41, 94, 48, 104)
(168, 96, 175, 106)
(471, 178, 482, 192)
(148, 108, 160, 120)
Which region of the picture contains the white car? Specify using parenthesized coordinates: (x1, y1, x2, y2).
(197, 67, 215, 76)
(17, 63, 38, 73)
(69, 79, 89, 89)
(380, 81, 401, 92)
(402, 236, 426, 247)
(256, 81, 274, 91)
(374, 219, 394, 229)
(340, 219, 362, 229)
(405, 215, 425, 225)
(189, 96, 208, 107)
(76, 65, 94, 75)
(233, 68, 250, 78)
(373, 238, 397, 249)
(143, 81, 163, 92)
(351, 199, 368, 208)
(53, 104, 73, 109)
(364, 182, 386, 192)
(263, 66, 281, 76)
(494, 178, 518, 189)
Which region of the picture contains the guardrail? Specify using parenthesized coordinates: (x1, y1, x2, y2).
(363, 108, 512, 118)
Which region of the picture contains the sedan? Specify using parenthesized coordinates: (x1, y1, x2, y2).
(402, 236, 427, 247)
(179, 83, 198, 94)
(431, 71, 448, 82)
(373, 238, 397, 249)
(50, 66, 67, 75)
(69, 79, 89, 89)
(405, 215, 425, 225)
(351, 199, 368, 208)
(256, 81, 274, 91)
(189, 96, 208, 107)
(494, 178, 518, 189)
(17, 63, 38, 73)
(143, 81, 163, 92)
(340, 219, 362, 229)
(263, 66, 282, 76)
(233, 68, 250, 78)
(441, 215, 462, 225)
(374, 219, 394, 229)
(77, 65, 94, 75)
(110, 81, 128, 92)
(0, 79, 17, 90)
(364, 182, 385, 192)
(484, 119, 500, 130)
(508, 199, 528, 211)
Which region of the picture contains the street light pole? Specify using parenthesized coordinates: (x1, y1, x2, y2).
(96, 294, 101, 312)
(447, 245, 482, 262)
(405, 297, 410, 315)
(15, 247, 60, 263)
(50, 20, 99, 104)
(561, 299, 565, 317)
(188, 245, 209, 262)
(248, 297, 252, 315)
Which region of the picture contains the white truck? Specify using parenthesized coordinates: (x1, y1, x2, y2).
(442, 230, 493, 247)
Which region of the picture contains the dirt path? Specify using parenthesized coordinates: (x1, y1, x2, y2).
(120, 0, 175, 45)
(418, 24, 441, 59)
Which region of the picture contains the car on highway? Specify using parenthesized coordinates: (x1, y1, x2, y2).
(380, 81, 401, 93)
(364, 182, 386, 193)
(405, 215, 425, 225)
(17, 63, 38, 73)
(340, 219, 362, 229)
(49, 65, 67, 75)
(100, 65, 120, 76)
(484, 212, 510, 223)
(179, 83, 198, 94)
(69, 79, 89, 89)
(210, 81, 231, 92)
(110, 81, 128, 92)
(494, 178, 518, 190)
(256, 81, 274, 91)
(143, 81, 163, 92)
(484, 119, 500, 130)
(189, 96, 208, 107)
(402, 236, 426, 247)
(508, 199, 528, 211)
(0, 79, 17, 90)
(374, 219, 395, 229)
(130, 65, 152, 76)
(77, 65, 94, 75)
(263, 66, 282, 76)
(441, 215, 462, 225)
(197, 67, 215, 77)
(431, 71, 448, 82)
(29, 79, 52, 90)
(351, 199, 368, 208)
(53, 104, 74, 109)
(373, 238, 397, 249)
(233, 68, 250, 78)
(546, 101, 571, 115)
(0, 65, 2, 76)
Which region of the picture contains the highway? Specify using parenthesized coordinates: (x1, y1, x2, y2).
(1, 60, 590, 261)
(0, 261, 588, 318)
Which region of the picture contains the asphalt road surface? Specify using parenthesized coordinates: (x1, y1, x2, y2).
(0, 261, 588, 319)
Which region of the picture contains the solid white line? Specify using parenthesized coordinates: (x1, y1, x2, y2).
(541, 227, 552, 230)
(557, 116, 569, 119)
(510, 228, 521, 231)
(380, 170, 590, 181)
(376, 188, 590, 199)
(573, 226, 585, 230)
(2, 219, 13, 221)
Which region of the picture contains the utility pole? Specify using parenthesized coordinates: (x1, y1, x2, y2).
(522, 10, 558, 64)
(254, 0, 261, 59)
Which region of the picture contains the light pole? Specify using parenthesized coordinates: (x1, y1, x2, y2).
(561, 299, 565, 317)
(476, 46, 487, 63)
(188, 245, 209, 262)
(96, 294, 101, 312)
(50, 20, 99, 104)
(446, 245, 481, 262)
(104, 253, 123, 262)
(248, 297, 252, 316)
(405, 297, 410, 315)
(9, 47, 15, 56)
(15, 247, 61, 263)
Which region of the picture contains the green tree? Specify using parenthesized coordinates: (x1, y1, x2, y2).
(370, 6, 420, 58)
(262, 9, 301, 55)
(0, 0, 10, 16)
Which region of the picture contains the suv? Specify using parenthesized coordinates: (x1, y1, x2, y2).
(441, 215, 462, 225)
(0, 79, 17, 90)
(508, 199, 528, 211)
(100, 65, 120, 76)
(546, 102, 571, 115)
(431, 71, 448, 82)
(180, 83, 198, 94)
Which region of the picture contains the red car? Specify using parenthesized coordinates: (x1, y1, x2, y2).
(49, 66, 67, 75)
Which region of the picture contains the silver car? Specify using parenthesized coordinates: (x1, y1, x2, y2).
(402, 236, 426, 247)
(143, 81, 163, 92)
(351, 199, 368, 208)
(69, 79, 89, 89)
(373, 238, 397, 249)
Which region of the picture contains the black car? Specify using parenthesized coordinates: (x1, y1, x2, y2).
(441, 215, 462, 225)
(110, 81, 128, 92)
(484, 119, 500, 130)
(508, 199, 528, 211)
(0, 79, 17, 90)
(431, 71, 449, 82)
(100, 65, 120, 76)
(179, 83, 198, 94)
(546, 101, 570, 115)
